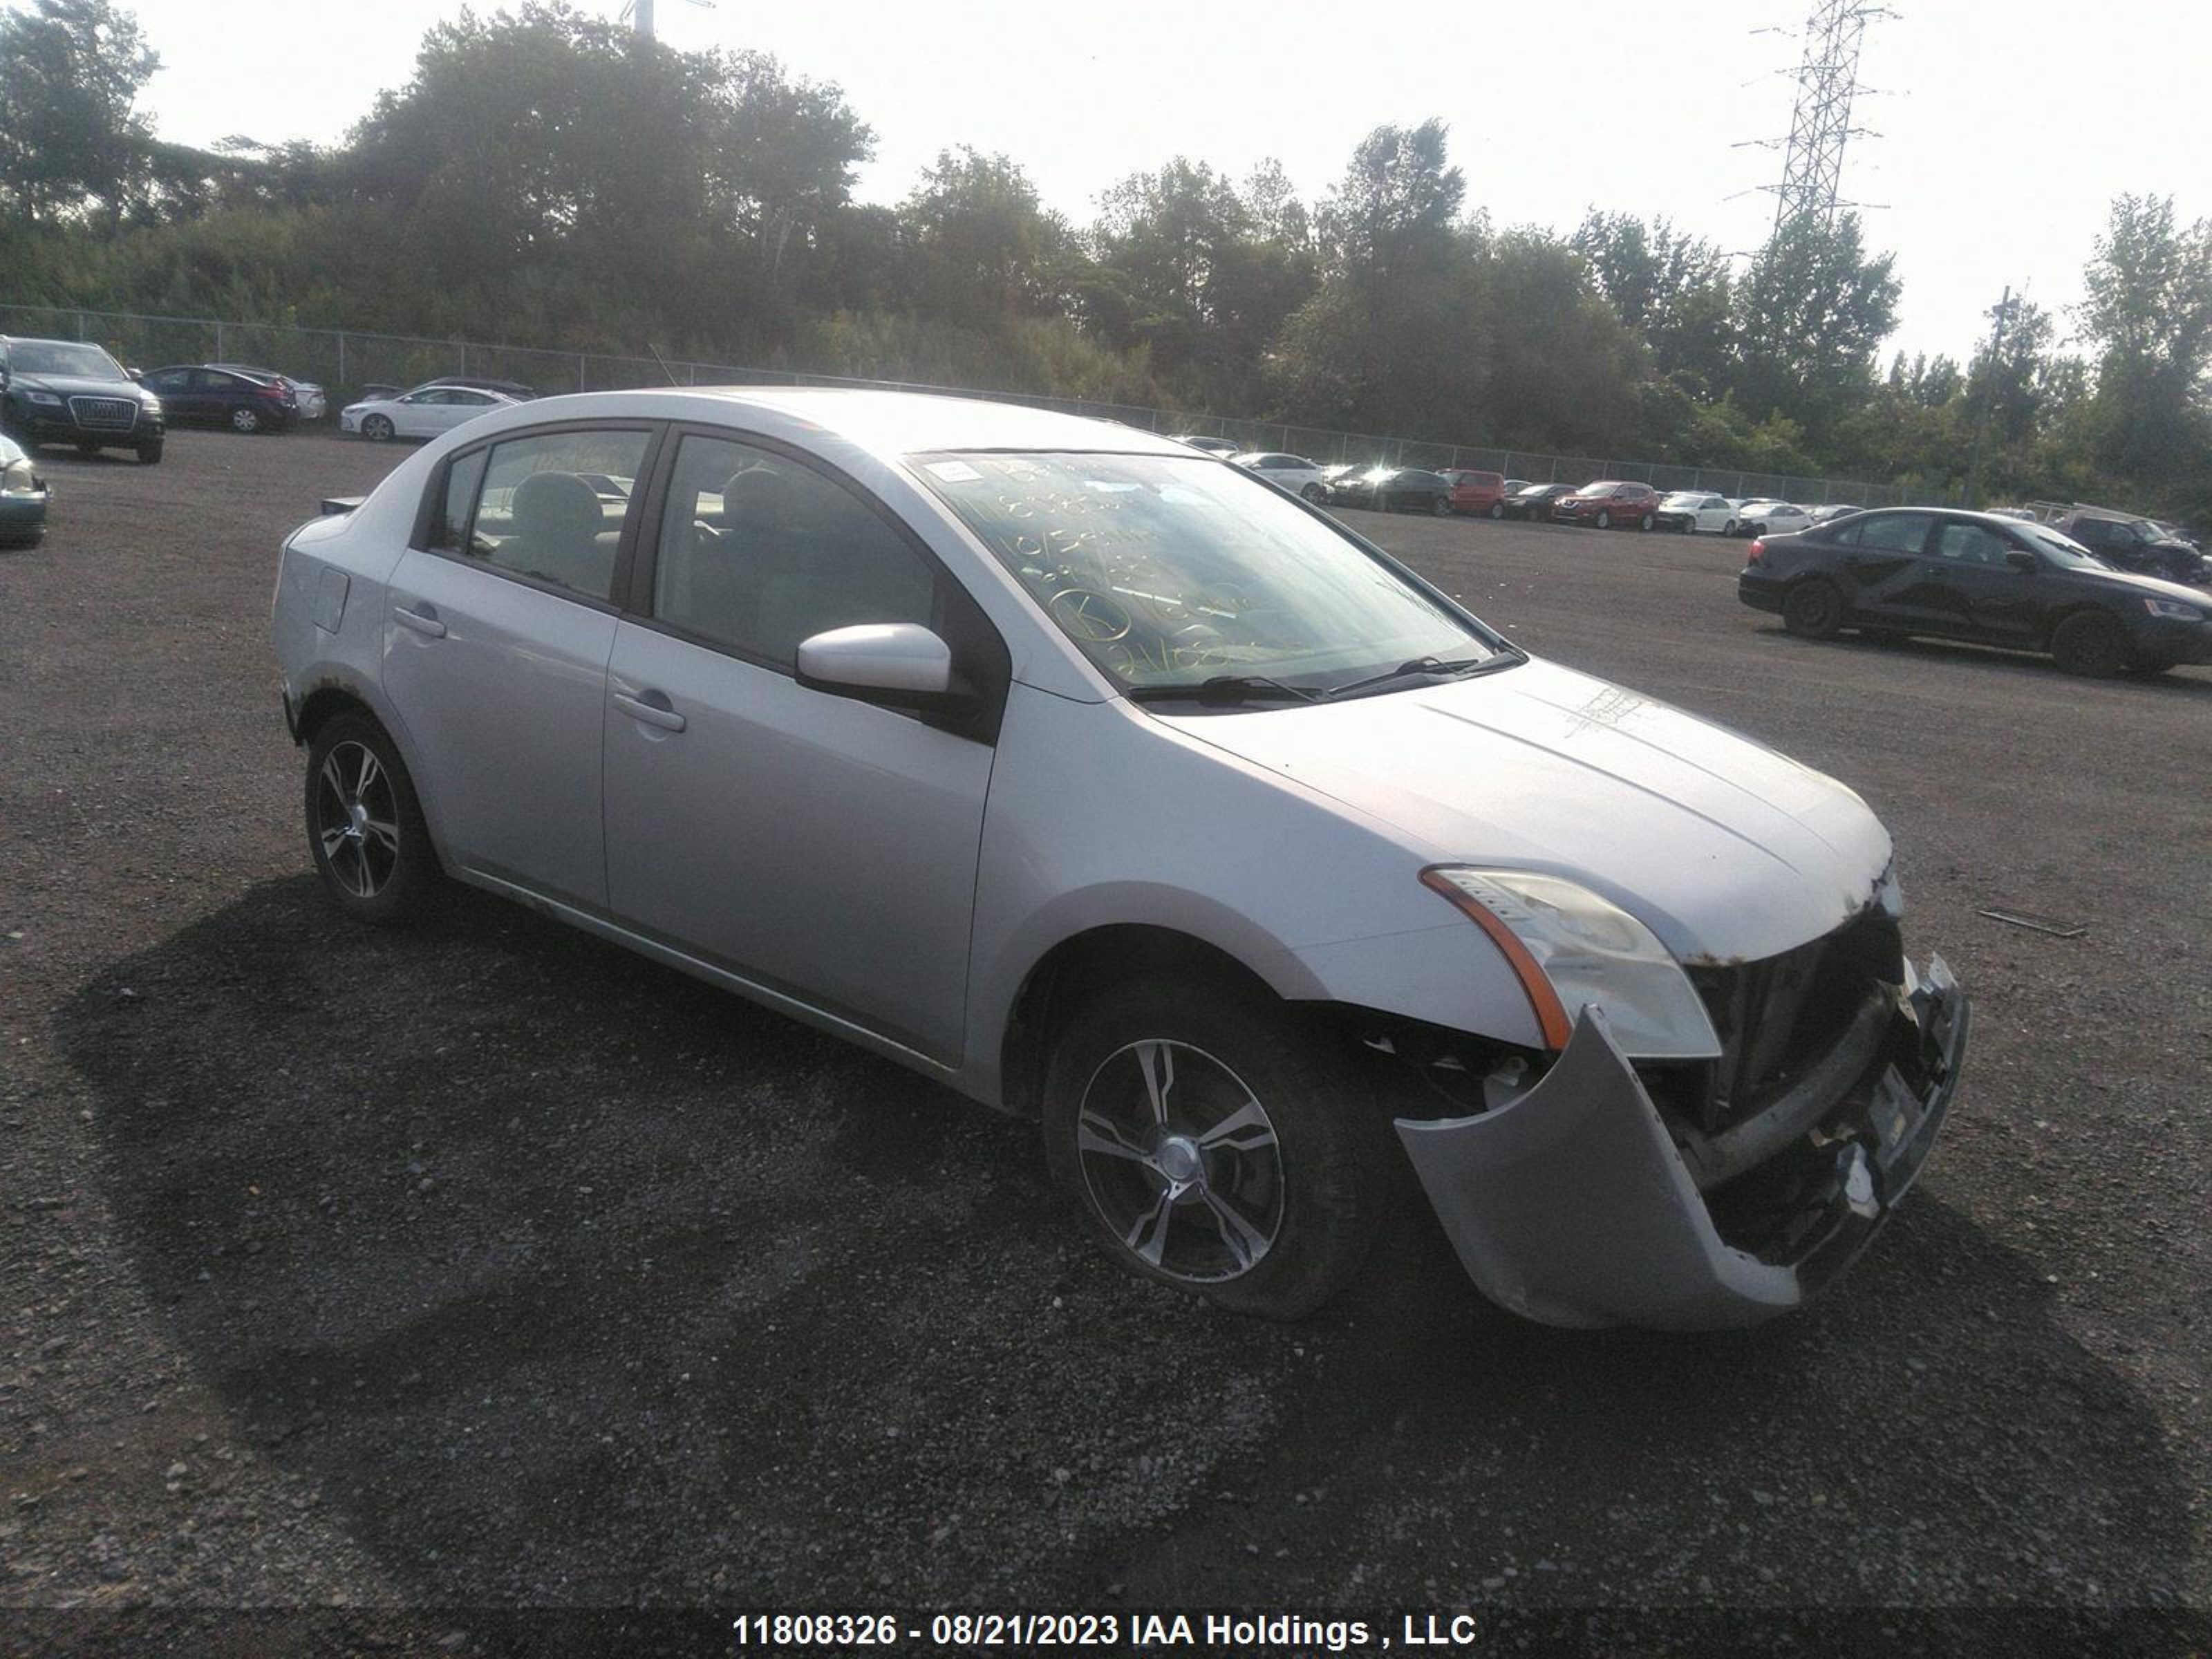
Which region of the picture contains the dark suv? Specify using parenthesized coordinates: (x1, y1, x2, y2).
(2051, 509, 2208, 586)
(0, 337, 165, 463)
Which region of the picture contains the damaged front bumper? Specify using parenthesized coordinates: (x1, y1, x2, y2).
(1395, 955, 1968, 1330)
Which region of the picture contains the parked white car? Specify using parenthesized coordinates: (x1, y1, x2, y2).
(340, 384, 517, 442)
(1230, 451, 1329, 502)
(1735, 500, 1812, 537)
(272, 387, 1967, 1330)
(1655, 491, 1740, 536)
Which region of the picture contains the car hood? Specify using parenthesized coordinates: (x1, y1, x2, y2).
(12, 373, 147, 399)
(1160, 657, 1893, 962)
(2080, 564, 2210, 604)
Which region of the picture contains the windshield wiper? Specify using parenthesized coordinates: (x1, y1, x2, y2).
(1322, 655, 1499, 701)
(1127, 673, 1322, 705)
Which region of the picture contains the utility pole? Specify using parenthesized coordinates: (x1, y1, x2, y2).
(632, 0, 653, 36)
(1964, 285, 2018, 509)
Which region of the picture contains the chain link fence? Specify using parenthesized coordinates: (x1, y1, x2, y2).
(1, 302, 1952, 509)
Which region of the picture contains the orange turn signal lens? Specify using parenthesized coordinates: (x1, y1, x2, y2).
(1419, 868, 1575, 1051)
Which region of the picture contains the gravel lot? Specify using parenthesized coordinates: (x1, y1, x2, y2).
(3, 431, 2208, 1638)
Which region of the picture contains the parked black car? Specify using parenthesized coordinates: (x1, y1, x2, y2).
(1324, 465, 1454, 514)
(1738, 507, 2212, 677)
(138, 364, 298, 433)
(0, 336, 165, 462)
(2050, 508, 2209, 585)
(1501, 482, 1574, 520)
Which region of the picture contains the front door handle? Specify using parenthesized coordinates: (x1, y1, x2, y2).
(393, 603, 446, 638)
(612, 688, 686, 733)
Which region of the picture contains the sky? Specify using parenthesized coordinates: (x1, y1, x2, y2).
(111, 0, 2209, 366)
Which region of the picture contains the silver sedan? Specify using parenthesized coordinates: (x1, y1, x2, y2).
(271, 388, 1968, 1329)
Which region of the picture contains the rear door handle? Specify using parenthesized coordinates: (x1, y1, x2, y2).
(393, 603, 446, 638)
(612, 688, 686, 733)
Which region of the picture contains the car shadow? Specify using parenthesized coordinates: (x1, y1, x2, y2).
(1753, 624, 2212, 696)
(58, 877, 2197, 1609)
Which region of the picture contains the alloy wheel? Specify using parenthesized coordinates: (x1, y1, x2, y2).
(1074, 1039, 1284, 1284)
(314, 740, 402, 899)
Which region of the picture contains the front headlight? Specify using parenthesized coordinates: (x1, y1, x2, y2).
(140, 395, 162, 415)
(2144, 597, 2204, 621)
(1422, 867, 1722, 1059)
(26, 390, 63, 406)
(2, 458, 40, 495)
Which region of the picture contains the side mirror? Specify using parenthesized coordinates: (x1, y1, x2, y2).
(796, 623, 966, 711)
(2004, 550, 2038, 574)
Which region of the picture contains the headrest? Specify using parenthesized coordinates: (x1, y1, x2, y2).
(512, 470, 601, 541)
(720, 466, 793, 535)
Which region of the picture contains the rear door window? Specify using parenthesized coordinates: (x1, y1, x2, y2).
(462, 429, 652, 601)
(1850, 513, 1934, 554)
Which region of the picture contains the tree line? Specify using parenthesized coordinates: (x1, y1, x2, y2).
(3, 0, 2209, 517)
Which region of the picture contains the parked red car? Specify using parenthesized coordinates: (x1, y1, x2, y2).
(1551, 480, 1662, 530)
(1439, 468, 1508, 517)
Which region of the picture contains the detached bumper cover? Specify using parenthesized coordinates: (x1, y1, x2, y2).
(1396, 955, 1968, 1330)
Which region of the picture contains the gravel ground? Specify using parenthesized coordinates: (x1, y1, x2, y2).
(2, 432, 2208, 1640)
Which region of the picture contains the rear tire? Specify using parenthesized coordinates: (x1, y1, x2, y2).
(2049, 611, 2130, 678)
(1488, 500, 1505, 519)
(304, 713, 439, 924)
(231, 406, 262, 434)
(1041, 974, 1385, 1320)
(1432, 494, 1451, 517)
(1782, 577, 1844, 639)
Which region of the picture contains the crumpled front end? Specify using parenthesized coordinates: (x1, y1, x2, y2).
(1396, 956, 1968, 1331)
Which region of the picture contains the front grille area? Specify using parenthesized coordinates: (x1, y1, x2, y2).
(1677, 906, 1904, 1135)
(68, 395, 138, 431)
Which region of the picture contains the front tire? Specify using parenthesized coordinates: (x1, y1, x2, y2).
(1782, 577, 1845, 639)
(135, 436, 162, 465)
(2050, 611, 2130, 678)
(1723, 519, 1738, 538)
(1638, 512, 1655, 532)
(1301, 483, 1324, 503)
(1042, 975, 1384, 1320)
(362, 413, 395, 442)
(1595, 509, 1613, 529)
(304, 713, 438, 924)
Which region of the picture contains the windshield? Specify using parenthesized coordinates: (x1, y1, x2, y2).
(916, 451, 1506, 695)
(8, 341, 129, 380)
(2027, 527, 2109, 570)
(1662, 492, 1703, 506)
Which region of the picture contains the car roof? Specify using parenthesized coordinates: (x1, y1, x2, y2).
(392, 386, 1203, 462)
